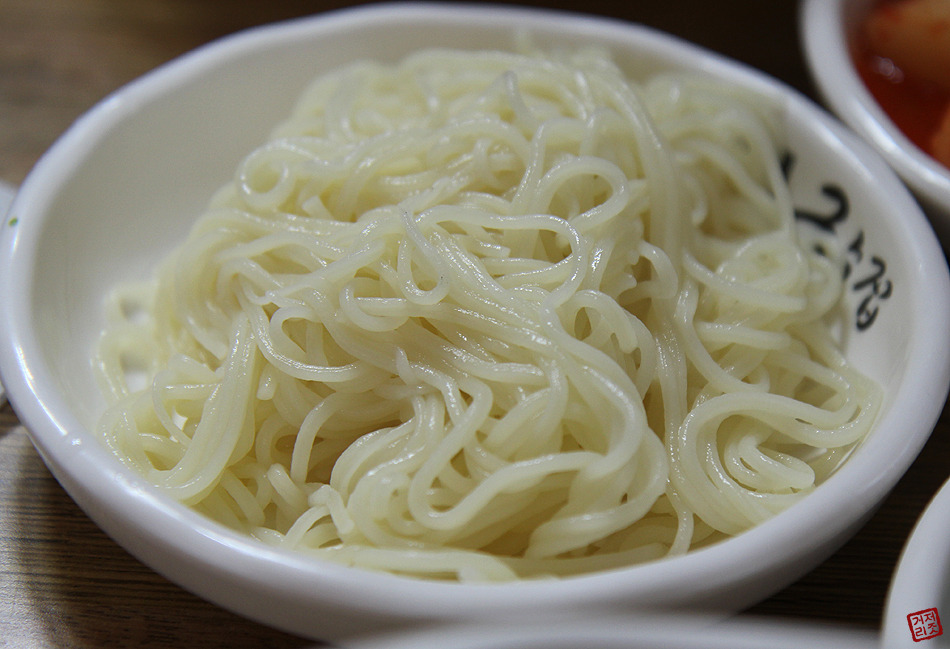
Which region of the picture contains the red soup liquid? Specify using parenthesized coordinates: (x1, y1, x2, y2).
(852, 0, 950, 167)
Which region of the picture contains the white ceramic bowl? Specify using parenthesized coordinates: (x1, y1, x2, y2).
(883, 477, 950, 648)
(1, 3, 948, 643)
(801, 0, 950, 236)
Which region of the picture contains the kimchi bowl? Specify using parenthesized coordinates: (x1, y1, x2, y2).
(801, 0, 950, 235)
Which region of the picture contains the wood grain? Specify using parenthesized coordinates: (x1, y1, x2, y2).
(0, 1, 947, 646)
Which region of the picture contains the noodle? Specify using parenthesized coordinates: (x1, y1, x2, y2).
(94, 47, 881, 581)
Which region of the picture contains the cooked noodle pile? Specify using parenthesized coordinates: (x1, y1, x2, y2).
(95, 48, 881, 581)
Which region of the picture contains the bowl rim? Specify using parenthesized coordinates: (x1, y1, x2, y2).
(1, 0, 949, 636)
(800, 0, 950, 217)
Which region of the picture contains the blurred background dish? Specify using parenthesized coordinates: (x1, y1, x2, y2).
(801, 0, 950, 238)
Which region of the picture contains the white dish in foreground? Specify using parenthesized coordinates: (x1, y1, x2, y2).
(884, 477, 950, 648)
(347, 616, 879, 649)
(0, 3, 948, 642)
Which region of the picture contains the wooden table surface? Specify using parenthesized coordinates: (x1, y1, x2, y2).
(1, 1, 948, 647)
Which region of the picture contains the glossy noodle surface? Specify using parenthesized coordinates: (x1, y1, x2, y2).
(95, 48, 881, 581)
